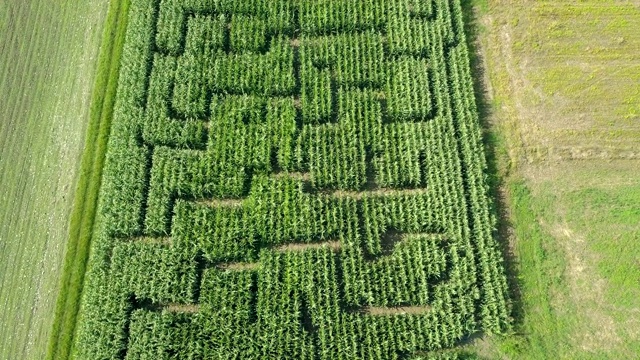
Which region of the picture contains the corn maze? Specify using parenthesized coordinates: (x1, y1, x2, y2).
(75, 0, 511, 358)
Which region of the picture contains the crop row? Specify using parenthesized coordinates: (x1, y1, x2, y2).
(85, 240, 475, 360)
(157, 0, 440, 51)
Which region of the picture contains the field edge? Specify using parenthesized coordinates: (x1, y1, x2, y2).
(45, 0, 130, 359)
(461, 1, 582, 358)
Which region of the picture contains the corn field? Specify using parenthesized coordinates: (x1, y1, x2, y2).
(75, 0, 511, 358)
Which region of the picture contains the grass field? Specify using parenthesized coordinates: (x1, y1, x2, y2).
(464, 0, 640, 358)
(0, 1, 109, 359)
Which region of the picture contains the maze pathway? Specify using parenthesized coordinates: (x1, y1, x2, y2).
(75, 0, 511, 359)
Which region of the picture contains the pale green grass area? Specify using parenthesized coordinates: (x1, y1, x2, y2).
(491, 1, 640, 161)
(513, 161, 640, 359)
(464, 0, 640, 359)
(0, 1, 108, 359)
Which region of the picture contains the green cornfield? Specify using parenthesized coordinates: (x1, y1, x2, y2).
(74, 0, 511, 358)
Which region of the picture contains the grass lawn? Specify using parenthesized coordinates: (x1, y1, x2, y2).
(0, 1, 108, 359)
(462, 0, 640, 358)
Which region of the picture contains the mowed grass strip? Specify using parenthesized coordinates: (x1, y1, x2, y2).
(46, 0, 131, 359)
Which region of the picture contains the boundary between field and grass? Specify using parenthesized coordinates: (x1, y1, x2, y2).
(46, 0, 130, 359)
(460, 0, 566, 357)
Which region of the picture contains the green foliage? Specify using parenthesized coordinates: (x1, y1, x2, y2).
(172, 14, 226, 119)
(385, 57, 432, 121)
(302, 32, 386, 88)
(299, 0, 387, 35)
(73, 0, 511, 359)
(387, 0, 432, 57)
(155, 0, 185, 55)
(230, 15, 267, 53)
(111, 241, 198, 303)
(145, 54, 207, 147)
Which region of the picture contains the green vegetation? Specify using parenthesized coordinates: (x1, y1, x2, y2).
(46, 0, 131, 359)
(515, 165, 640, 360)
(0, 1, 108, 359)
(6, 0, 635, 359)
(73, 0, 511, 358)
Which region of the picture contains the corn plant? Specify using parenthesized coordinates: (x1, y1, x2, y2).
(75, 0, 512, 358)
